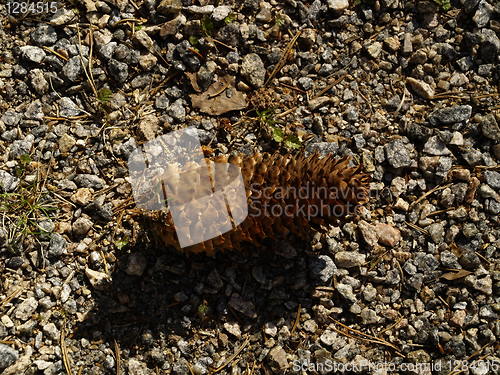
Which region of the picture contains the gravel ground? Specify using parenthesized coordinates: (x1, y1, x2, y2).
(0, 0, 499, 374)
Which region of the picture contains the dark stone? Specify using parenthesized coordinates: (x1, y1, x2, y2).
(0, 344, 18, 370)
(108, 58, 129, 83)
(429, 105, 472, 126)
(459, 251, 481, 270)
(216, 23, 241, 47)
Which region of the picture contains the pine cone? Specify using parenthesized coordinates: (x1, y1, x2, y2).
(138, 153, 370, 255)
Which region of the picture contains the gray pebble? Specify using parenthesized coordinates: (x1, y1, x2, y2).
(42, 322, 59, 341)
(86, 199, 114, 222)
(72, 217, 93, 236)
(336, 283, 356, 302)
(104, 355, 115, 370)
(414, 253, 440, 272)
(167, 99, 186, 122)
(440, 251, 461, 268)
(14, 296, 39, 321)
(306, 142, 339, 156)
(118, 138, 137, 158)
(19, 46, 46, 64)
(0, 170, 19, 192)
(57, 97, 82, 117)
(334, 251, 366, 268)
(9, 136, 34, 159)
(479, 114, 500, 141)
(31, 24, 58, 46)
(24, 100, 44, 120)
(484, 170, 500, 190)
(479, 305, 498, 320)
(423, 136, 451, 156)
(327, 0, 350, 12)
(345, 106, 358, 122)
(309, 255, 336, 282)
(473, 0, 493, 27)
(456, 56, 474, 72)
(74, 174, 106, 189)
(29, 69, 49, 94)
(125, 253, 148, 277)
(385, 139, 412, 168)
(362, 284, 377, 302)
(99, 42, 117, 61)
(465, 274, 492, 295)
(459, 251, 481, 270)
(407, 274, 424, 290)
(155, 94, 169, 109)
(1, 110, 21, 126)
(479, 29, 500, 63)
(360, 307, 380, 324)
(62, 56, 83, 82)
(429, 105, 472, 126)
(108, 58, 129, 83)
(0, 344, 18, 370)
(48, 233, 67, 258)
(427, 222, 445, 244)
(298, 77, 313, 90)
(241, 53, 266, 88)
(184, 127, 211, 144)
(212, 5, 231, 21)
(485, 199, 500, 214)
(463, 149, 483, 166)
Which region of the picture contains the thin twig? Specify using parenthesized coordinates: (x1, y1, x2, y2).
(207, 37, 237, 51)
(378, 317, 404, 336)
(186, 361, 196, 375)
(329, 317, 404, 356)
(265, 30, 302, 86)
(0, 288, 22, 310)
(312, 74, 347, 99)
(279, 82, 306, 94)
(472, 92, 499, 99)
(290, 304, 301, 336)
(475, 251, 490, 265)
(404, 221, 429, 236)
(43, 115, 90, 121)
(61, 320, 74, 375)
(208, 82, 230, 99)
(211, 337, 250, 374)
(114, 340, 121, 375)
(114, 18, 146, 25)
(409, 183, 452, 209)
(76, 25, 97, 98)
(427, 207, 455, 217)
(276, 106, 297, 119)
(437, 295, 449, 308)
(42, 46, 69, 61)
(397, 88, 408, 112)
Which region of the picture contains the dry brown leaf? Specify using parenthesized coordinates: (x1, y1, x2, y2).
(190, 75, 247, 115)
(441, 269, 472, 280)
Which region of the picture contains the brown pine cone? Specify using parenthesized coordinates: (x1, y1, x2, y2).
(138, 153, 370, 255)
